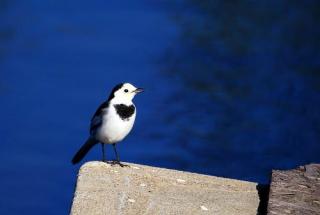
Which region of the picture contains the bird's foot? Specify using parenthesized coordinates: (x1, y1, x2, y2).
(110, 160, 129, 167)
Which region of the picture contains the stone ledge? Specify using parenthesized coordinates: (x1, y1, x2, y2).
(70, 161, 259, 215)
(268, 163, 320, 215)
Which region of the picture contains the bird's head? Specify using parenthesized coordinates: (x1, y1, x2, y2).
(108, 83, 143, 104)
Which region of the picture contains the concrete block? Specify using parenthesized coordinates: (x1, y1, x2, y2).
(71, 161, 259, 215)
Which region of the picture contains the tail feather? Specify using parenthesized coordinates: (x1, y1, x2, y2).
(72, 138, 98, 164)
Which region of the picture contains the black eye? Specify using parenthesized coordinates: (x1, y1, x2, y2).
(124, 89, 129, 93)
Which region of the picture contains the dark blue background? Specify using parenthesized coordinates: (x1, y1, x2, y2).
(1, 1, 319, 214)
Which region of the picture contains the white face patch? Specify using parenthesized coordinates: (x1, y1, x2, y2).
(112, 83, 138, 104)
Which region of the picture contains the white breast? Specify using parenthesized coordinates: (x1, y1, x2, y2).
(96, 105, 136, 144)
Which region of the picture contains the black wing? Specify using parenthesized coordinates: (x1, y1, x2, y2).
(90, 101, 109, 135)
(90, 83, 124, 134)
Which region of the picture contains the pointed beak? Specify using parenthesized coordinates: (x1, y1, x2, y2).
(133, 88, 144, 93)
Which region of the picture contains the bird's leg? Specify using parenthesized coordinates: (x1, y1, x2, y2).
(112, 143, 128, 167)
(101, 143, 107, 162)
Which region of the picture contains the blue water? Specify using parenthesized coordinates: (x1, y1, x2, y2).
(1, 1, 319, 214)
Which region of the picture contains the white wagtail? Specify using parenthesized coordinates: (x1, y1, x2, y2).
(72, 83, 143, 166)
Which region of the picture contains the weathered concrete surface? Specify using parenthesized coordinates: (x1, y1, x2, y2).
(71, 161, 259, 215)
(268, 163, 320, 215)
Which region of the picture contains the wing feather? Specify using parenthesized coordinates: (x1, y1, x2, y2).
(90, 101, 109, 135)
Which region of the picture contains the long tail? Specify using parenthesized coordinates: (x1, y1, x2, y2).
(72, 137, 98, 164)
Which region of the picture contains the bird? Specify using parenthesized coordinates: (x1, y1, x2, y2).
(72, 83, 143, 166)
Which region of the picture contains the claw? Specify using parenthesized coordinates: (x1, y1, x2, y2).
(110, 160, 129, 167)
(119, 162, 129, 167)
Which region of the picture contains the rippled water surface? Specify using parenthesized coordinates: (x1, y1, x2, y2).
(1, 1, 319, 214)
